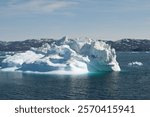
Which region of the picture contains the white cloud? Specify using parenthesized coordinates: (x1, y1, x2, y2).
(0, 0, 77, 15)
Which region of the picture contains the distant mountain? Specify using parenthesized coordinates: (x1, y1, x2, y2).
(0, 39, 54, 51)
(0, 38, 150, 51)
(105, 39, 150, 51)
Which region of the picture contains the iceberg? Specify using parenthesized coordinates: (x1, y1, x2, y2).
(1, 37, 121, 74)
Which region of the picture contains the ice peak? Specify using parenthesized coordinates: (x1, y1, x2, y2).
(61, 36, 68, 41)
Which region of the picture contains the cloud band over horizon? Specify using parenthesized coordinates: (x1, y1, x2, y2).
(0, 0, 150, 41)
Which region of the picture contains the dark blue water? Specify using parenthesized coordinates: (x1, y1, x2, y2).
(0, 52, 150, 99)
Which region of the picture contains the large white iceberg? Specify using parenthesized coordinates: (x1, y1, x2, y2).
(1, 37, 121, 74)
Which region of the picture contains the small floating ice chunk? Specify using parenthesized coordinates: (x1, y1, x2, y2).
(128, 61, 143, 66)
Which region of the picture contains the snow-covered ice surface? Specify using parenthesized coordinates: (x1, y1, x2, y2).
(1, 37, 121, 74)
(128, 61, 143, 66)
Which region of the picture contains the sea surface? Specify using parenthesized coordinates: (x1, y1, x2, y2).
(0, 52, 150, 100)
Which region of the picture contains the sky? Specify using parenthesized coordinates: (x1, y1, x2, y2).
(0, 0, 150, 41)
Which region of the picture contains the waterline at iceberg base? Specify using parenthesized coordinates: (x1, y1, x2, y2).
(1, 37, 121, 74)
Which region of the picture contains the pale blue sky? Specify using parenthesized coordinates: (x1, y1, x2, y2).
(0, 0, 150, 41)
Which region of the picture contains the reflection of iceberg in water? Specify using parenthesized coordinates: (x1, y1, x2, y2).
(1, 37, 121, 74)
(66, 72, 121, 99)
(0, 71, 23, 79)
(66, 75, 89, 99)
